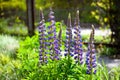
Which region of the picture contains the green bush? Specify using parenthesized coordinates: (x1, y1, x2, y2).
(0, 18, 8, 33)
(0, 35, 19, 58)
(98, 45, 117, 56)
(16, 33, 120, 80)
(0, 18, 27, 36)
(0, 53, 21, 80)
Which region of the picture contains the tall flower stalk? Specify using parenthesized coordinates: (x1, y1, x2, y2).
(86, 25, 97, 75)
(64, 13, 74, 58)
(58, 21, 63, 53)
(48, 8, 60, 60)
(73, 10, 83, 65)
(38, 9, 47, 64)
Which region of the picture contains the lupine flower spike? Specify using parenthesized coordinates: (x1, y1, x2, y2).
(48, 8, 60, 60)
(39, 8, 47, 64)
(74, 10, 83, 64)
(64, 13, 74, 58)
(86, 25, 97, 74)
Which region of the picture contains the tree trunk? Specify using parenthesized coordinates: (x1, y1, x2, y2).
(26, 0, 35, 36)
(109, 0, 120, 54)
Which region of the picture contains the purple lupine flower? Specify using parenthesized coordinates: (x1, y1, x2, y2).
(86, 26, 97, 74)
(38, 9, 47, 64)
(64, 13, 74, 57)
(73, 10, 83, 64)
(48, 8, 60, 60)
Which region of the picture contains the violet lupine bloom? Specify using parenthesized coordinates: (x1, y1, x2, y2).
(48, 8, 60, 60)
(86, 26, 97, 74)
(73, 10, 83, 64)
(64, 13, 74, 57)
(38, 9, 47, 64)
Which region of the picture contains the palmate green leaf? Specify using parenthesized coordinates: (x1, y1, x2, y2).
(16, 25, 120, 80)
(70, 64, 86, 80)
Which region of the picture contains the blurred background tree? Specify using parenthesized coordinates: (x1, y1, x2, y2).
(0, 0, 120, 55)
(109, 0, 120, 55)
(91, 0, 120, 55)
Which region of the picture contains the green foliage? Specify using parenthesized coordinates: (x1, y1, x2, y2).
(17, 34, 83, 79)
(35, 0, 51, 9)
(0, 0, 26, 10)
(17, 34, 39, 79)
(91, 0, 110, 26)
(16, 33, 119, 80)
(0, 53, 21, 80)
(0, 18, 8, 33)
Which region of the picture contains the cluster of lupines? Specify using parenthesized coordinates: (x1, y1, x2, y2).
(38, 8, 97, 74)
(47, 8, 61, 60)
(86, 26, 97, 74)
(38, 9, 47, 64)
(73, 10, 83, 64)
(64, 13, 74, 58)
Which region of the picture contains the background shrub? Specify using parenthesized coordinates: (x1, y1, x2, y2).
(0, 35, 19, 58)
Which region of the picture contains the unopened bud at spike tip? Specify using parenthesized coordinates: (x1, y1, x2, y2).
(67, 13, 72, 28)
(40, 8, 44, 20)
(77, 10, 79, 17)
(68, 13, 71, 19)
(92, 24, 94, 29)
